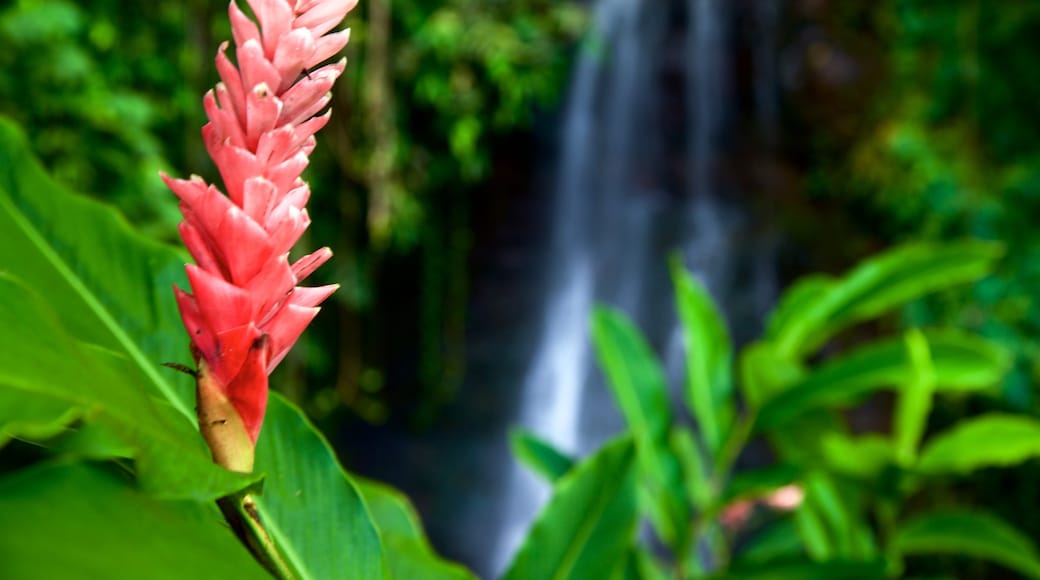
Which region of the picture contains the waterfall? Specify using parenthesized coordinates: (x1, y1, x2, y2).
(491, 0, 779, 574)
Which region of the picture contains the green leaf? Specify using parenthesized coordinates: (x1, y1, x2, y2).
(739, 341, 805, 410)
(504, 436, 638, 580)
(819, 434, 895, 480)
(0, 274, 257, 499)
(722, 557, 886, 580)
(357, 478, 475, 580)
(768, 242, 1001, 358)
(893, 329, 936, 465)
(253, 393, 387, 580)
(591, 307, 689, 548)
(891, 510, 1040, 579)
(671, 426, 712, 509)
(756, 331, 1009, 430)
(621, 547, 670, 580)
(0, 118, 196, 417)
(918, 414, 1040, 474)
(510, 428, 575, 483)
(735, 518, 805, 564)
(670, 255, 734, 454)
(0, 462, 268, 579)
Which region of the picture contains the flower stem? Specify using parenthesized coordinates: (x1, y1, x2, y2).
(218, 491, 296, 579)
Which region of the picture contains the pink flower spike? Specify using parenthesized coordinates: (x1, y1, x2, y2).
(163, 0, 354, 468)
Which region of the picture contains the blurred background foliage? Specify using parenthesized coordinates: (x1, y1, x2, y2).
(800, 0, 1040, 411)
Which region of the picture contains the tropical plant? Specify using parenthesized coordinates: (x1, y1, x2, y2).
(0, 0, 474, 573)
(505, 241, 1040, 579)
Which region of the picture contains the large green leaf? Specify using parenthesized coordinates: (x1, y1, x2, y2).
(918, 414, 1040, 474)
(756, 331, 1009, 430)
(891, 510, 1040, 578)
(510, 428, 575, 483)
(670, 256, 734, 454)
(767, 242, 1001, 358)
(253, 393, 387, 580)
(0, 461, 268, 579)
(0, 117, 196, 416)
(0, 274, 257, 499)
(357, 478, 475, 580)
(504, 436, 638, 580)
(591, 307, 689, 548)
(0, 118, 263, 499)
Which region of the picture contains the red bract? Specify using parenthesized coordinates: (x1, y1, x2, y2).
(163, 0, 356, 453)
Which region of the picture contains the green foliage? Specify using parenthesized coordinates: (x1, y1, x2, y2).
(807, 1, 1040, 411)
(503, 436, 638, 580)
(670, 255, 734, 455)
(0, 119, 467, 577)
(510, 240, 1039, 578)
(0, 0, 204, 239)
(357, 478, 477, 580)
(0, 462, 269, 579)
(755, 330, 1008, 430)
(253, 395, 387, 579)
(918, 414, 1040, 475)
(509, 428, 576, 483)
(592, 307, 690, 550)
(891, 510, 1040, 579)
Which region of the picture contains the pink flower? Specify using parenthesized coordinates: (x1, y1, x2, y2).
(162, 0, 357, 464)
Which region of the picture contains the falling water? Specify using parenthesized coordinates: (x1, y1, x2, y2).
(491, 0, 779, 574)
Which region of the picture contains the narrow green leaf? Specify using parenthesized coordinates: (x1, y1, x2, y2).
(670, 255, 734, 454)
(504, 436, 638, 580)
(893, 329, 936, 465)
(253, 394, 387, 580)
(919, 414, 1040, 474)
(357, 478, 475, 580)
(757, 331, 1009, 430)
(671, 426, 712, 509)
(0, 274, 258, 500)
(591, 307, 689, 547)
(892, 510, 1040, 579)
(768, 242, 1001, 358)
(0, 462, 268, 579)
(509, 428, 575, 483)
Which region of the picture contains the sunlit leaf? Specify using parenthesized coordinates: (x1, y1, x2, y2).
(253, 394, 387, 580)
(757, 331, 1009, 430)
(768, 242, 1001, 358)
(918, 414, 1040, 474)
(670, 255, 734, 454)
(592, 306, 689, 548)
(892, 329, 936, 465)
(504, 436, 638, 580)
